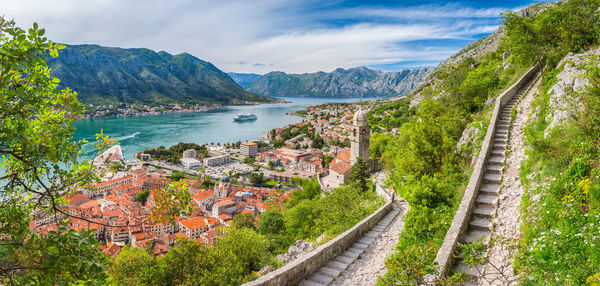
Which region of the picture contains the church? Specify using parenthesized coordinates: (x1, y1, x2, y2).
(322, 109, 376, 189)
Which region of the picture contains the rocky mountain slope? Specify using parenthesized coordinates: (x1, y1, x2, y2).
(47, 45, 273, 105)
(227, 72, 262, 88)
(246, 66, 433, 98)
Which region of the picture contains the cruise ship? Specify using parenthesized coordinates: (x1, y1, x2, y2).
(233, 113, 257, 122)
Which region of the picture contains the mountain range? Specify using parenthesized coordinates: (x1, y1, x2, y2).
(241, 66, 433, 98)
(46, 45, 273, 105)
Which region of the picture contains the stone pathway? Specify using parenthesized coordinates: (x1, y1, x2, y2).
(477, 73, 542, 286)
(451, 72, 540, 281)
(331, 200, 408, 286)
(299, 202, 406, 286)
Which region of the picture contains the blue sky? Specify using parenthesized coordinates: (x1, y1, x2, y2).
(2, 0, 550, 73)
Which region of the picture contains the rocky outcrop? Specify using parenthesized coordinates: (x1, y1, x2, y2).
(544, 49, 600, 134)
(246, 66, 433, 98)
(47, 44, 272, 105)
(277, 240, 315, 265)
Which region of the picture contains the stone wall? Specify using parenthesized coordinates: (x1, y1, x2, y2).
(243, 197, 393, 286)
(433, 64, 540, 276)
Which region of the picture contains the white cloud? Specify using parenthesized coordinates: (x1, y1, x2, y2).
(0, 0, 523, 73)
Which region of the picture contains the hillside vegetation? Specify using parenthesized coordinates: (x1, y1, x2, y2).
(373, 0, 600, 284)
(46, 45, 273, 105)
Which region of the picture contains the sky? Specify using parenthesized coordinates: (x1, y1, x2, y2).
(2, 0, 550, 74)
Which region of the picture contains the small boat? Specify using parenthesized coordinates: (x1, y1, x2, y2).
(132, 132, 141, 137)
(233, 113, 257, 122)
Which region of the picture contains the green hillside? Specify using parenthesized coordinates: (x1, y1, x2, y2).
(46, 44, 273, 105)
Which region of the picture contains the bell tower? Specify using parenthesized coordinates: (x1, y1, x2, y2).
(350, 109, 370, 165)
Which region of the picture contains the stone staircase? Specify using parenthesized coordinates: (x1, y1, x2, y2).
(298, 202, 403, 286)
(451, 73, 541, 279)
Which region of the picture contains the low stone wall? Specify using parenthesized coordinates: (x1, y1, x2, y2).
(243, 199, 393, 286)
(433, 64, 540, 276)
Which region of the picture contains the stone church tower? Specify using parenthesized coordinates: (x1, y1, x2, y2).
(350, 109, 370, 165)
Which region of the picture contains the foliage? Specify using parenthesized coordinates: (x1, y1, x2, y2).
(0, 18, 111, 284)
(136, 189, 151, 205)
(368, 98, 415, 131)
(149, 181, 194, 224)
(257, 209, 285, 235)
(109, 228, 270, 286)
(502, 0, 600, 67)
(348, 157, 370, 192)
(232, 213, 257, 229)
(144, 142, 208, 164)
(250, 172, 265, 186)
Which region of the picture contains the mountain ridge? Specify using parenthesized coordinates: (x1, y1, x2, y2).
(245, 66, 433, 98)
(46, 44, 274, 105)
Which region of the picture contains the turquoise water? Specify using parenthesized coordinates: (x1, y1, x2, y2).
(73, 97, 365, 161)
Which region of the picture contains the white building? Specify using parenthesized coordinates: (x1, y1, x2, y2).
(180, 158, 202, 170)
(241, 142, 258, 157)
(203, 154, 231, 167)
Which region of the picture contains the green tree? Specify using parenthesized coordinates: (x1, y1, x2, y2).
(232, 213, 256, 229)
(250, 172, 265, 186)
(257, 209, 285, 235)
(0, 18, 110, 284)
(136, 189, 151, 205)
(348, 157, 370, 192)
(108, 246, 160, 285)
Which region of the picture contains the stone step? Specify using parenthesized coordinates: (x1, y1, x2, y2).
(486, 164, 503, 174)
(496, 127, 509, 134)
(373, 226, 385, 232)
(453, 261, 482, 277)
(353, 242, 369, 250)
(463, 229, 491, 244)
(496, 122, 509, 128)
(473, 205, 495, 217)
(476, 194, 498, 206)
(488, 155, 504, 165)
(299, 279, 326, 286)
(348, 247, 362, 254)
(493, 138, 507, 145)
(483, 172, 501, 184)
(342, 250, 361, 259)
(469, 217, 493, 230)
(491, 149, 505, 156)
(336, 255, 354, 264)
(498, 120, 510, 125)
(365, 231, 380, 238)
(310, 273, 334, 285)
(492, 143, 506, 151)
(326, 260, 348, 272)
(358, 237, 374, 245)
(480, 183, 501, 195)
(319, 267, 342, 279)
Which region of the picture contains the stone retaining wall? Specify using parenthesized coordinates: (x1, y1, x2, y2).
(433, 64, 540, 276)
(243, 194, 393, 286)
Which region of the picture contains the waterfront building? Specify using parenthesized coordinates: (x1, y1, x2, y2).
(203, 154, 231, 167)
(240, 142, 258, 157)
(180, 158, 201, 170)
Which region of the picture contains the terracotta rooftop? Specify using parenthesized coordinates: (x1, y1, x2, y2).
(179, 216, 207, 230)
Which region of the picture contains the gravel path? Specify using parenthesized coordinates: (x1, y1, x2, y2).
(478, 75, 541, 285)
(331, 200, 409, 286)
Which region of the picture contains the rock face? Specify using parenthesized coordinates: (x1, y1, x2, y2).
(544, 49, 600, 134)
(47, 44, 272, 105)
(246, 66, 433, 98)
(277, 240, 314, 265)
